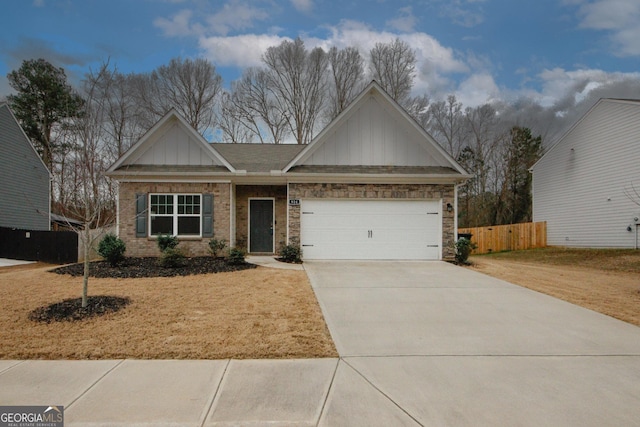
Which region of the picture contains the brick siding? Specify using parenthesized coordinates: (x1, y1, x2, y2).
(118, 182, 231, 257)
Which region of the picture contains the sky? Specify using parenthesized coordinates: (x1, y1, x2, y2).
(1, 0, 640, 139)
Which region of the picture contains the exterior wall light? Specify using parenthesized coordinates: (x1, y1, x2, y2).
(446, 203, 453, 212)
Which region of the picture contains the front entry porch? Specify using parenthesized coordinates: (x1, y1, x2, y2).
(234, 185, 287, 255)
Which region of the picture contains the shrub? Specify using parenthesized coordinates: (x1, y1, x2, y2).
(226, 247, 246, 265)
(455, 237, 477, 264)
(158, 247, 186, 268)
(157, 234, 179, 252)
(279, 244, 302, 263)
(208, 238, 227, 258)
(97, 233, 126, 267)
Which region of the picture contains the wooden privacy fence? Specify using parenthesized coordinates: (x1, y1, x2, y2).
(458, 222, 547, 255)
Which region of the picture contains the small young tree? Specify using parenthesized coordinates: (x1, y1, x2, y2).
(61, 63, 118, 308)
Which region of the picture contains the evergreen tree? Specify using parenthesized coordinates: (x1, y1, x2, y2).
(497, 126, 543, 224)
(7, 58, 84, 171)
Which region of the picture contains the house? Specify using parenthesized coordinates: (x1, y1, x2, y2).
(0, 103, 50, 231)
(531, 98, 640, 248)
(107, 82, 469, 260)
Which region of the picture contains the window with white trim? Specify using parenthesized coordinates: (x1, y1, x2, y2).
(149, 194, 201, 237)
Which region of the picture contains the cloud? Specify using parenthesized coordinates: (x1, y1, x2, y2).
(155, 2, 270, 38)
(386, 6, 418, 32)
(154, 9, 199, 37)
(199, 34, 291, 67)
(437, 0, 486, 28)
(573, 0, 640, 56)
(6, 36, 95, 68)
(455, 73, 500, 106)
(197, 19, 468, 97)
(535, 67, 640, 108)
(290, 0, 313, 13)
(206, 1, 270, 36)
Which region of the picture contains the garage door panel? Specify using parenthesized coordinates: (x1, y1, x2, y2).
(300, 200, 441, 260)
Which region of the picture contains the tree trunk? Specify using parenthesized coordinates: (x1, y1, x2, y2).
(82, 225, 90, 308)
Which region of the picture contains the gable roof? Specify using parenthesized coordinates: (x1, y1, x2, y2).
(212, 143, 305, 172)
(107, 109, 235, 174)
(106, 84, 469, 182)
(284, 81, 469, 176)
(531, 98, 640, 171)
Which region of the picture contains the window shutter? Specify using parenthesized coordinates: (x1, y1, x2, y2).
(135, 193, 147, 238)
(202, 194, 214, 237)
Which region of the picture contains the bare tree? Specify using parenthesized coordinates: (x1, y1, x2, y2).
(217, 91, 256, 144)
(222, 68, 290, 144)
(428, 95, 466, 159)
(326, 46, 365, 120)
(97, 69, 146, 158)
(65, 64, 117, 307)
(456, 103, 506, 227)
(403, 93, 430, 130)
(134, 57, 223, 134)
(369, 38, 416, 103)
(262, 38, 328, 144)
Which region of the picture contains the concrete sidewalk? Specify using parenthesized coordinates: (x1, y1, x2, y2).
(0, 258, 35, 267)
(0, 358, 418, 426)
(1, 261, 639, 426)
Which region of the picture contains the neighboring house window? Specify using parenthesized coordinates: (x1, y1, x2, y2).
(149, 194, 201, 237)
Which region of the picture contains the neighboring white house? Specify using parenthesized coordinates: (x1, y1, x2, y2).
(531, 98, 640, 248)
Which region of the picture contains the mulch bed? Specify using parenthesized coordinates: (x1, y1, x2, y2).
(29, 296, 131, 323)
(51, 256, 257, 279)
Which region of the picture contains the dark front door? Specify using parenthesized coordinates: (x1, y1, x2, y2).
(249, 199, 274, 253)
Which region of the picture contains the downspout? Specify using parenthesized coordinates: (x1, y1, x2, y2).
(48, 174, 52, 231)
(454, 183, 459, 241)
(230, 183, 236, 248)
(286, 182, 290, 245)
(115, 188, 120, 237)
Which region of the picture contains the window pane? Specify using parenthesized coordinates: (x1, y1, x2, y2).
(150, 216, 173, 235)
(178, 205, 184, 215)
(178, 217, 200, 235)
(151, 195, 158, 205)
(178, 195, 185, 204)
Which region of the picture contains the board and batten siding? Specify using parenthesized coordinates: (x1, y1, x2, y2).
(532, 99, 640, 248)
(134, 120, 219, 166)
(0, 104, 50, 231)
(302, 92, 441, 167)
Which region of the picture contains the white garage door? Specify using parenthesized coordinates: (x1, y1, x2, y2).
(300, 199, 441, 260)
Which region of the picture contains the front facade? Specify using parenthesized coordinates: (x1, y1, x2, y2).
(108, 82, 469, 260)
(0, 103, 50, 231)
(532, 98, 640, 248)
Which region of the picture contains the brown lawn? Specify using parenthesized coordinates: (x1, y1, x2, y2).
(470, 248, 640, 326)
(0, 264, 337, 359)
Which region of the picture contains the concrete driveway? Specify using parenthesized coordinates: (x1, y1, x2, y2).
(305, 260, 640, 426)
